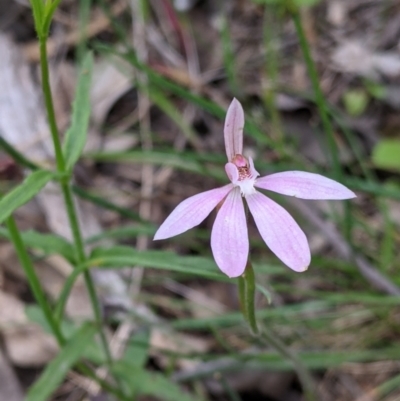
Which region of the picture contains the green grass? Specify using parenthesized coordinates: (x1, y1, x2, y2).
(1, 1, 400, 400)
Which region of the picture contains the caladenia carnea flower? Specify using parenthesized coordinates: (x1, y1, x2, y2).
(154, 98, 356, 278)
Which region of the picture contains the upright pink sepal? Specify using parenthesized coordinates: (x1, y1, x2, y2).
(154, 184, 233, 240)
(248, 157, 259, 179)
(211, 188, 248, 277)
(224, 98, 244, 161)
(246, 191, 310, 272)
(255, 171, 356, 200)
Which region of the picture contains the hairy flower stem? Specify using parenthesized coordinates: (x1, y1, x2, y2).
(238, 261, 259, 335)
(238, 262, 316, 401)
(38, 32, 115, 378)
(291, 9, 341, 179)
(238, 203, 259, 334)
(260, 326, 318, 401)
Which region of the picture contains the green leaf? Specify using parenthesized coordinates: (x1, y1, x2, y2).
(87, 150, 207, 176)
(89, 246, 224, 281)
(86, 224, 155, 244)
(0, 169, 57, 224)
(122, 330, 150, 369)
(25, 305, 53, 334)
(372, 139, 400, 171)
(72, 185, 144, 221)
(43, 0, 62, 35)
(238, 263, 258, 335)
(147, 86, 201, 149)
(29, 0, 45, 35)
(364, 79, 386, 100)
(0, 228, 75, 263)
(25, 322, 97, 401)
(54, 247, 224, 323)
(343, 89, 369, 116)
(26, 306, 106, 365)
(0, 136, 39, 170)
(113, 362, 203, 401)
(292, 0, 321, 6)
(63, 52, 94, 171)
(256, 284, 273, 305)
(251, 0, 321, 6)
(96, 44, 272, 148)
(221, 17, 239, 97)
(344, 176, 400, 200)
(89, 246, 284, 280)
(57, 250, 285, 323)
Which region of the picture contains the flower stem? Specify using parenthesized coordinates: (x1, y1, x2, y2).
(238, 274, 246, 317)
(238, 260, 259, 335)
(260, 325, 318, 401)
(291, 8, 341, 179)
(236, 259, 317, 399)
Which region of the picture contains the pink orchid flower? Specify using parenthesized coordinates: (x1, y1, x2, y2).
(154, 98, 356, 278)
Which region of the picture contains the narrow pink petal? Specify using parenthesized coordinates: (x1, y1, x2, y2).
(154, 185, 233, 240)
(247, 191, 310, 272)
(211, 187, 249, 278)
(225, 162, 239, 184)
(255, 171, 356, 200)
(224, 98, 244, 161)
(248, 157, 260, 179)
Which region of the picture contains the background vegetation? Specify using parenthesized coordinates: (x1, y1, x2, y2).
(0, 0, 400, 400)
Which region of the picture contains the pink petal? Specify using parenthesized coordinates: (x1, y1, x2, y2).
(248, 157, 260, 179)
(255, 171, 356, 200)
(154, 185, 233, 240)
(225, 162, 239, 184)
(246, 191, 310, 272)
(211, 187, 249, 278)
(224, 98, 244, 161)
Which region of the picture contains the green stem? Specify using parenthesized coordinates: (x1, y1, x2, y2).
(39, 37, 65, 172)
(0, 136, 39, 170)
(81, 364, 132, 401)
(0, 136, 143, 225)
(238, 275, 246, 318)
(291, 9, 341, 179)
(39, 27, 115, 381)
(6, 215, 131, 399)
(6, 215, 65, 345)
(260, 326, 318, 401)
(244, 262, 258, 335)
(291, 9, 355, 246)
(221, 16, 239, 98)
(263, 5, 285, 153)
(238, 261, 259, 335)
(61, 180, 112, 361)
(60, 181, 86, 261)
(77, 0, 92, 63)
(58, 115, 114, 378)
